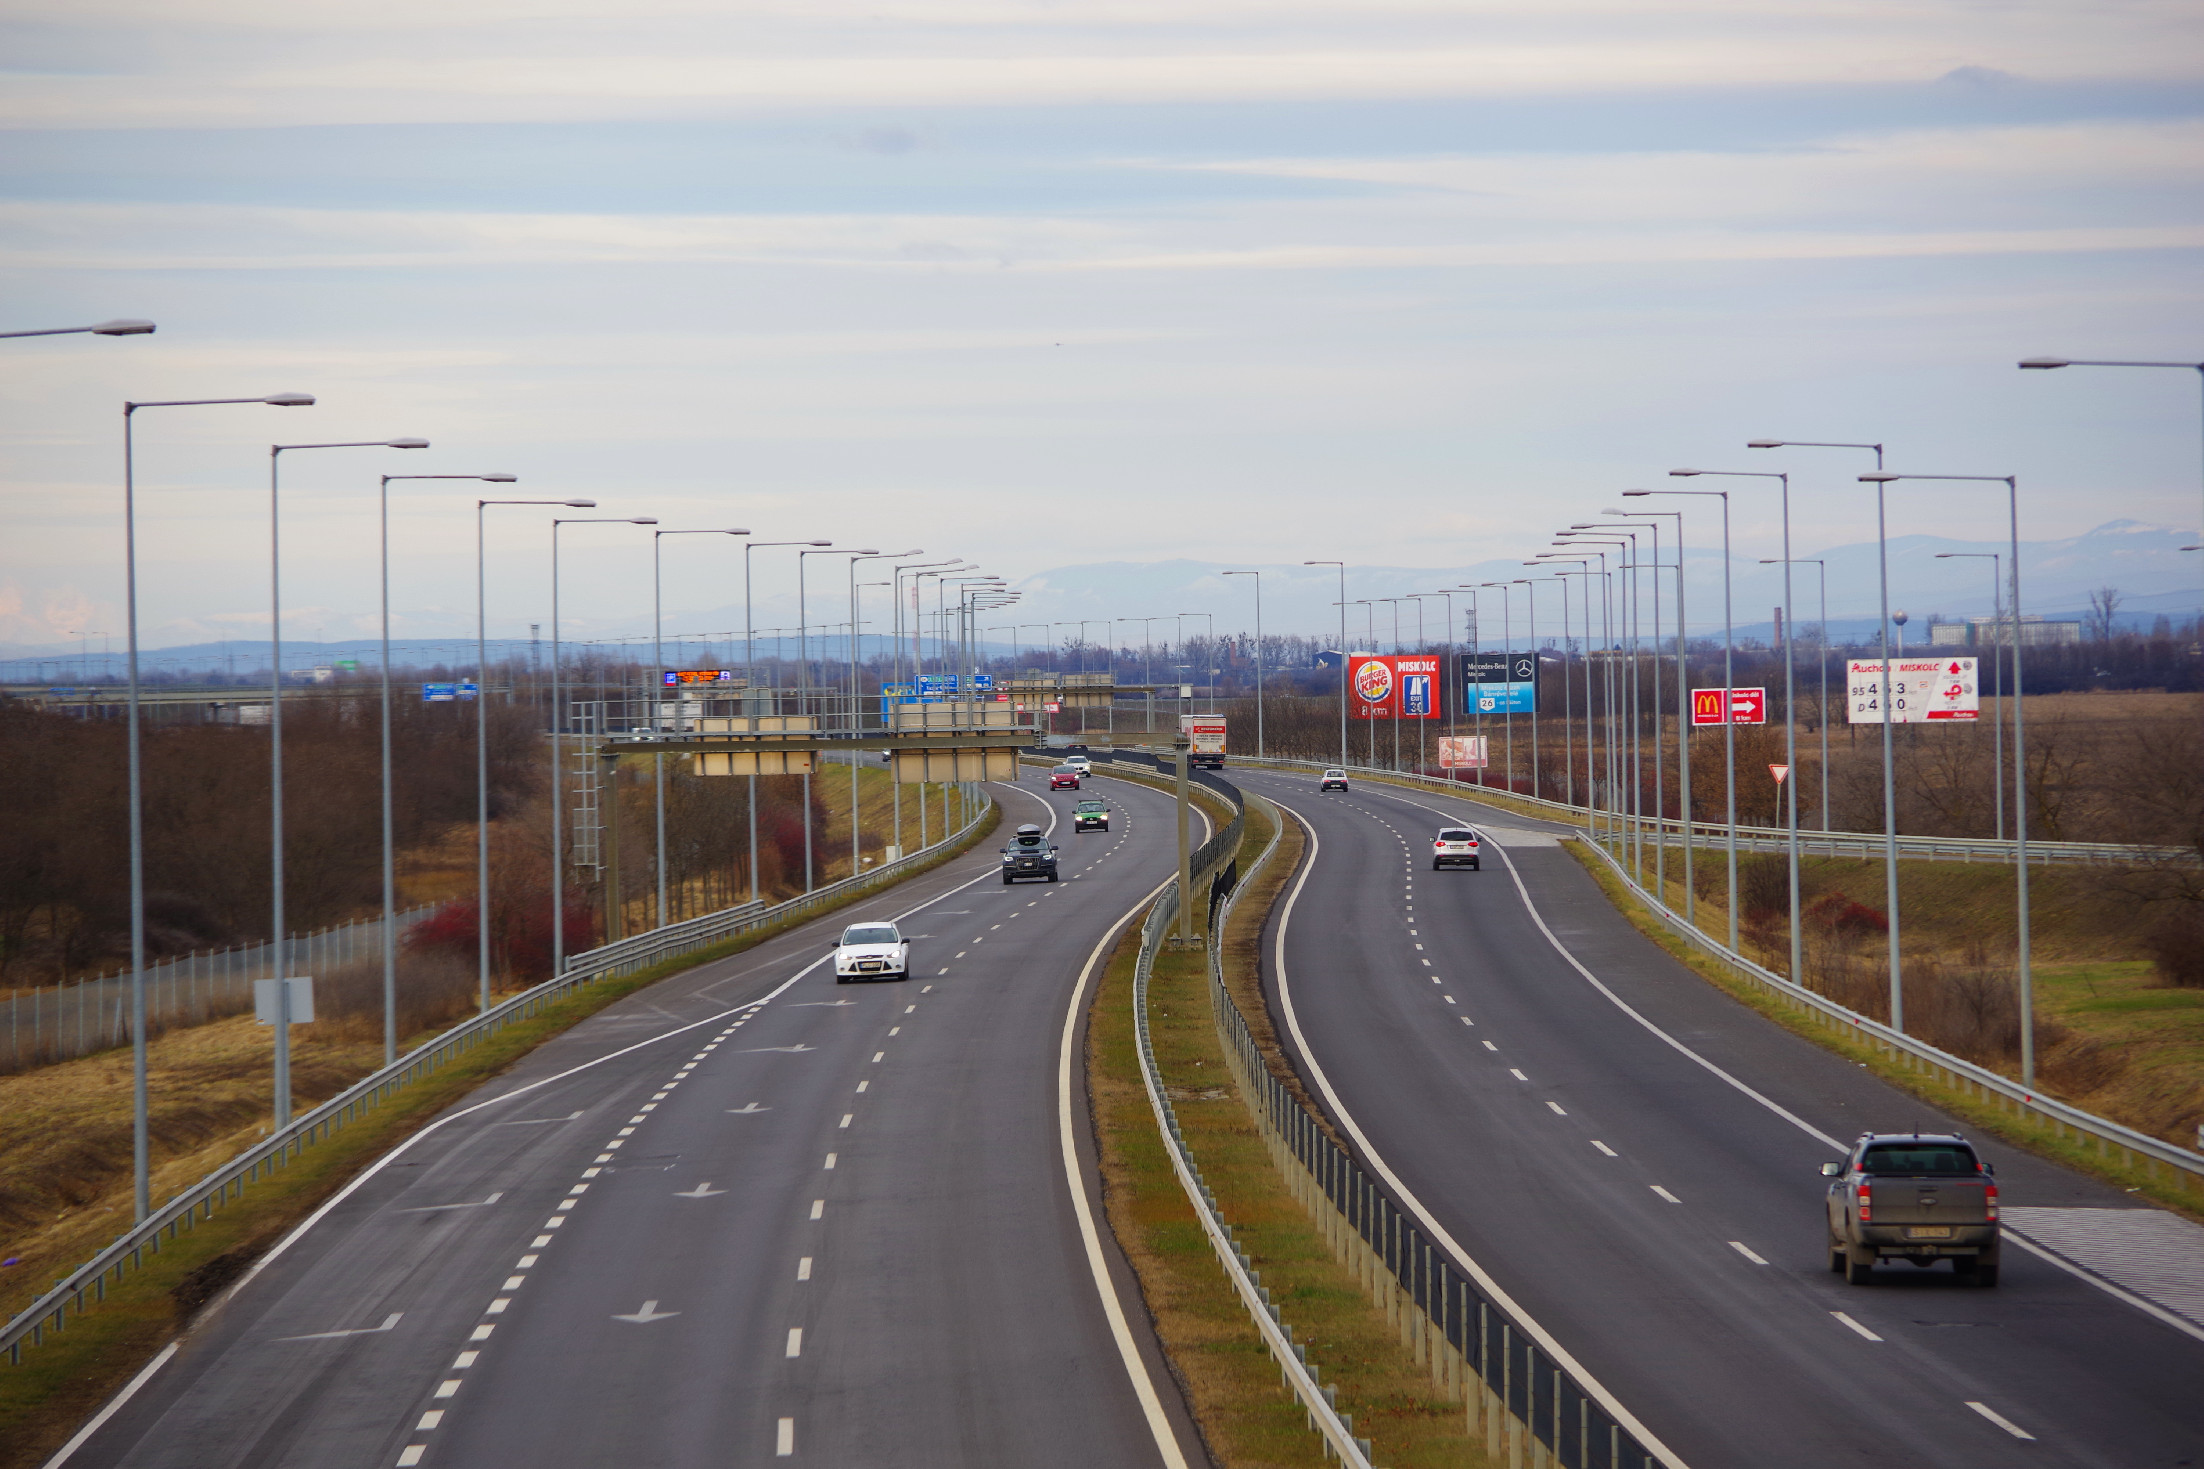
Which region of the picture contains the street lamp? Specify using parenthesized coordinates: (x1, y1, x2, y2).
(1765, 555, 1834, 834)
(1306, 561, 1347, 765)
(477, 497, 593, 1016)
(550, 517, 657, 978)
(1531, 559, 1591, 831)
(2020, 356, 2203, 579)
(1677, 467, 1801, 987)
(378, 473, 520, 1066)
(118, 389, 314, 1221)
(651, 529, 750, 931)
(1626, 485, 1740, 952)
(1866, 471, 2037, 1084)
(847, 551, 920, 875)
(265, 435, 428, 1129)
(1933, 552, 2005, 839)
(1221, 572, 1264, 757)
(1609, 508, 1693, 911)
(2, 318, 155, 339)
(744, 540, 831, 905)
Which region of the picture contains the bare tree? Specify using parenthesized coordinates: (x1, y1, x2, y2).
(2087, 585, 2124, 642)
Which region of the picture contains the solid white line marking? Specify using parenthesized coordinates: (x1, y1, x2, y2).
(276, 1311, 404, 1342)
(1547, 1102, 1568, 1116)
(1591, 1140, 1618, 1157)
(395, 1192, 502, 1214)
(810, 1199, 824, 1220)
(35, 1340, 178, 1469)
(1966, 1401, 2036, 1440)
(785, 1327, 803, 1357)
(1831, 1311, 1883, 1342)
(1728, 1241, 1768, 1265)
(797, 1257, 812, 1281)
(1651, 1186, 1682, 1204)
(776, 1418, 796, 1456)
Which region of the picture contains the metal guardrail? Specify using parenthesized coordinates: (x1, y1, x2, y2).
(2, 792, 999, 1365)
(1571, 836, 2204, 1196)
(1162, 790, 1665, 1468)
(1232, 756, 2191, 868)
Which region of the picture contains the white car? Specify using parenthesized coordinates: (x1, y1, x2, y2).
(1319, 768, 1348, 792)
(833, 921, 911, 983)
(1064, 755, 1094, 779)
(1432, 827, 1481, 870)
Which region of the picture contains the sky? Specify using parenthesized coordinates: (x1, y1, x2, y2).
(2, 0, 2201, 652)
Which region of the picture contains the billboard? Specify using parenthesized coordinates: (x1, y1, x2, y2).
(1847, 657, 1979, 724)
(1439, 735, 1489, 770)
(1457, 651, 1537, 716)
(663, 669, 739, 686)
(1690, 687, 1765, 726)
(1470, 684, 1536, 715)
(421, 682, 479, 703)
(1351, 656, 1440, 719)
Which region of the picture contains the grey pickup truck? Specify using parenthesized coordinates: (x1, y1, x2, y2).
(1824, 1132, 2001, 1286)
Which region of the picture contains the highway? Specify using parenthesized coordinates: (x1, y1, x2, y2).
(1232, 766, 2204, 1469)
(56, 773, 1201, 1469)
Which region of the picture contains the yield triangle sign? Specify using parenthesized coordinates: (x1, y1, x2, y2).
(1769, 764, 1791, 784)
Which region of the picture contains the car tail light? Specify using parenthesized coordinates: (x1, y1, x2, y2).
(1857, 1181, 1872, 1223)
(1984, 1180, 1998, 1221)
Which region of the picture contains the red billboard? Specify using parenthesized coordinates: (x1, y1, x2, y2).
(1351, 656, 1441, 719)
(1690, 686, 1766, 726)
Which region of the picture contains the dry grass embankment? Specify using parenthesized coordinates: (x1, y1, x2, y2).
(1090, 800, 1489, 1467)
(1569, 843, 2204, 1222)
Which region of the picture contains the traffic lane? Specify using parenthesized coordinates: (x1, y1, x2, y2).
(407, 773, 1187, 1469)
(1264, 781, 2204, 1466)
(1236, 767, 1579, 837)
(65, 805, 1041, 1468)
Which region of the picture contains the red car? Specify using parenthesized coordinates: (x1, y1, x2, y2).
(1049, 766, 1082, 790)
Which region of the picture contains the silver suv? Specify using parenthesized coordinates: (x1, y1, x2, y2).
(1432, 828, 1481, 870)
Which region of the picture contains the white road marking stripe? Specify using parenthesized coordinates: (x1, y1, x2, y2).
(1831, 1311, 1883, 1342)
(434, 1379, 461, 1398)
(785, 1327, 803, 1357)
(503, 1276, 523, 1290)
(1459, 1016, 1474, 1026)
(797, 1257, 812, 1281)
(1728, 1241, 1767, 1264)
(872, 1052, 885, 1063)
(485, 1299, 509, 1314)
(810, 1199, 824, 1220)
(855, 1080, 868, 1092)
(1547, 1102, 1567, 1116)
(839, 1114, 853, 1128)
(1591, 1141, 1618, 1157)
(776, 1418, 796, 1456)
(1651, 1186, 1681, 1204)
(397, 1449, 424, 1468)
(1509, 1068, 1529, 1081)
(470, 1324, 494, 1340)
(1966, 1402, 2036, 1440)
(824, 1153, 836, 1169)
(454, 1351, 477, 1367)
(1483, 1041, 1498, 1052)
(417, 1410, 443, 1430)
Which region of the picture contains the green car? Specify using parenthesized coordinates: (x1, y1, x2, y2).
(1074, 799, 1110, 833)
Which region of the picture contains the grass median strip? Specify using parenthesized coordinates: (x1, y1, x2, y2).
(0, 801, 1000, 1469)
(1090, 803, 1489, 1468)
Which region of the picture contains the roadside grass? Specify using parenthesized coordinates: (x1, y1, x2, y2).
(1089, 798, 1488, 1467)
(1566, 842, 2204, 1224)
(0, 799, 1000, 1468)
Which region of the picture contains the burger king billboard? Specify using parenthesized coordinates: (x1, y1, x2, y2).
(1351, 655, 1440, 719)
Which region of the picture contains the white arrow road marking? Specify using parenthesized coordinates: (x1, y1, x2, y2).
(396, 1192, 502, 1213)
(277, 1312, 403, 1342)
(499, 1111, 583, 1126)
(674, 1182, 726, 1198)
(727, 1102, 771, 1114)
(613, 1300, 680, 1323)
(788, 1001, 858, 1007)
(743, 1044, 816, 1053)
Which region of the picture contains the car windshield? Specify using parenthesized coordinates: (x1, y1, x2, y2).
(1055, 767, 1078, 774)
(1438, 829, 1475, 842)
(841, 924, 899, 946)
(1325, 770, 1345, 778)
(1860, 1143, 1979, 1175)
(1077, 801, 1105, 812)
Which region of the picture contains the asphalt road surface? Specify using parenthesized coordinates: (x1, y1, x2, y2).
(57, 772, 1202, 1469)
(1234, 765, 2204, 1469)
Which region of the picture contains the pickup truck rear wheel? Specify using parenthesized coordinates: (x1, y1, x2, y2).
(1827, 1235, 1846, 1273)
(1972, 1244, 2001, 1287)
(1844, 1242, 1877, 1285)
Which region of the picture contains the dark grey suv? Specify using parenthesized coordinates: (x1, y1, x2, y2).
(1001, 824, 1060, 884)
(1823, 1132, 2001, 1285)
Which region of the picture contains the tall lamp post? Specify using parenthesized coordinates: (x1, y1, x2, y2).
(118, 388, 311, 1220)
(1767, 556, 1833, 834)
(550, 517, 658, 979)
(478, 497, 594, 1018)
(1933, 552, 2004, 839)
(381, 472, 518, 1067)
(1529, 562, 1585, 813)
(654, 528, 749, 931)
(848, 551, 920, 874)
(1477, 584, 1516, 793)
(1609, 508, 1692, 911)
(266, 435, 428, 1128)
(1867, 471, 2036, 1084)
(1306, 561, 1348, 765)
(1222, 571, 1264, 757)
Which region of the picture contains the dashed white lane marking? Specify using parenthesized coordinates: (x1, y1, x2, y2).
(1650, 1186, 1682, 1204)
(823, 1153, 837, 1169)
(397, 1449, 424, 1467)
(1728, 1241, 1768, 1265)
(797, 1257, 812, 1281)
(855, 1080, 868, 1092)
(1508, 1068, 1529, 1081)
(1966, 1402, 2036, 1441)
(1831, 1311, 1883, 1343)
(1443, 995, 1456, 1005)
(434, 1379, 462, 1399)
(785, 1327, 804, 1358)
(1591, 1140, 1618, 1157)
(810, 1199, 825, 1220)
(1482, 1040, 1498, 1052)
(777, 1418, 796, 1456)
(872, 1051, 885, 1063)
(1546, 1102, 1568, 1116)
(839, 1113, 853, 1128)
(416, 1411, 443, 1430)
(888, 1026, 900, 1036)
